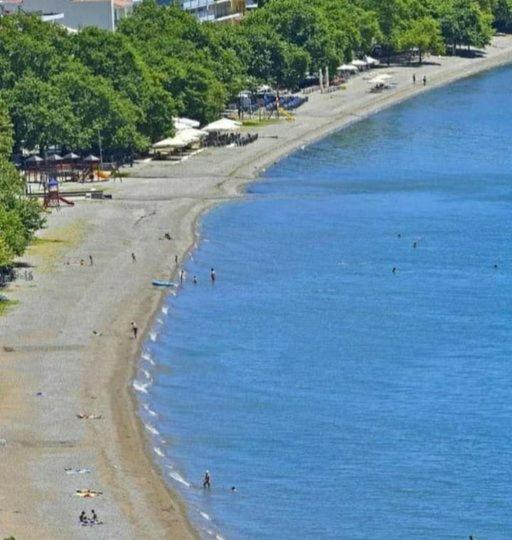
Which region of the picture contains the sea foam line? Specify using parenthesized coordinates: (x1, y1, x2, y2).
(141, 351, 155, 366)
(168, 471, 191, 488)
(133, 380, 149, 394)
(142, 403, 158, 417)
(144, 423, 160, 436)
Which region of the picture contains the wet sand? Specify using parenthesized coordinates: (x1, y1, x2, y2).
(1, 37, 512, 539)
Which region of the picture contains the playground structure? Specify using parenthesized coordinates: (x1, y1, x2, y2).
(43, 178, 75, 209)
(22, 153, 119, 186)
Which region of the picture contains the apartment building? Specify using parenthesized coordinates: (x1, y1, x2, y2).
(0, 0, 133, 31)
(158, 0, 256, 23)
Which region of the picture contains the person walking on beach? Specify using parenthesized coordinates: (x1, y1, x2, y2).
(174, 254, 178, 265)
(180, 269, 185, 284)
(131, 321, 138, 339)
(131, 252, 136, 263)
(210, 268, 216, 283)
(412, 73, 416, 84)
(423, 75, 427, 86)
(203, 470, 211, 489)
(89, 255, 93, 266)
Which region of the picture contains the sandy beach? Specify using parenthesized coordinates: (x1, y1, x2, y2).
(1, 36, 512, 539)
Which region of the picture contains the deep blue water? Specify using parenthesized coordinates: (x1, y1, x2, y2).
(137, 66, 512, 539)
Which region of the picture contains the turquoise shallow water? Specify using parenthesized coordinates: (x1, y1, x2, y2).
(137, 66, 512, 539)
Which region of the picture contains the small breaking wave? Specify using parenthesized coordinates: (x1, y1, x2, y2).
(141, 368, 152, 381)
(199, 511, 212, 522)
(161, 306, 169, 315)
(142, 403, 158, 417)
(149, 332, 157, 342)
(141, 351, 155, 365)
(144, 423, 160, 436)
(133, 380, 149, 394)
(153, 447, 165, 457)
(169, 470, 191, 488)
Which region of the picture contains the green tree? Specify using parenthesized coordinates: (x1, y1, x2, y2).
(440, 0, 493, 51)
(398, 17, 446, 62)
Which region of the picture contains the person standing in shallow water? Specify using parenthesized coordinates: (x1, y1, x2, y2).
(131, 321, 138, 339)
(203, 470, 211, 489)
(210, 268, 216, 283)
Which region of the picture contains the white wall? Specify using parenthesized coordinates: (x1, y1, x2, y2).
(4, 1, 132, 31)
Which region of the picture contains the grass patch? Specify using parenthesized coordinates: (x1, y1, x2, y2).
(242, 118, 281, 127)
(27, 220, 87, 271)
(0, 297, 18, 316)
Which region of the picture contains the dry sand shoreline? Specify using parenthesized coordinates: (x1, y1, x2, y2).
(1, 37, 512, 539)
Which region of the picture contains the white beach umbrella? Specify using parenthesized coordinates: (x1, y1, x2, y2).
(203, 118, 242, 133)
(173, 117, 200, 130)
(351, 59, 367, 68)
(26, 155, 43, 163)
(47, 153, 64, 161)
(153, 128, 207, 149)
(83, 154, 100, 162)
(337, 64, 358, 72)
(364, 56, 380, 66)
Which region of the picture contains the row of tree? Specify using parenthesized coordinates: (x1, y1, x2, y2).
(0, 108, 44, 269)
(0, 0, 510, 269)
(0, 0, 507, 158)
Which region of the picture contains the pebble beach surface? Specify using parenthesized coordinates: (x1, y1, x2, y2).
(1, 37, 512, 539)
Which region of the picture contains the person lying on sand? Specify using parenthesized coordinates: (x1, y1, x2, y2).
(76, 413, 102, 420)
(65, 467, 91, 475)
(75, 489, 103, 498)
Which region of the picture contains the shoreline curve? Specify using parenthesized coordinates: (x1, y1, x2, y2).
(1, 36, 511, 540)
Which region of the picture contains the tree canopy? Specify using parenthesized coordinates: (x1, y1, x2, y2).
(0, 0, 505, 268)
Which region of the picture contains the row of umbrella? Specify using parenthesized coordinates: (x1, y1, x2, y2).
(25, 153, 101, 164)
(153, 118, 243, 150)
(337, 56, 380, 73)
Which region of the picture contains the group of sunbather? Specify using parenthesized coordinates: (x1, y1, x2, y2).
(79, 509, 102, 526)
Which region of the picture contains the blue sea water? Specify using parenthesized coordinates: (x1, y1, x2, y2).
(137, 66, 512, 540)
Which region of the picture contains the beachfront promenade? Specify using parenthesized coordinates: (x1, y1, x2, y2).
(1, 36, 512, 539)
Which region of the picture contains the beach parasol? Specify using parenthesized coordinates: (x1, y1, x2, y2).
(83, 154, 100, 162)
(26, 155, 43, 163)
(351, 59, 367, 68)
(47, 153, 63, 162)
(203, 118, 242, 133)
(153, 128, 207, 149)
(63, 152, 80, 160)
(173, 117, 200, 130)
(364, 56, 380, 66)
(337, 64, 358, 72)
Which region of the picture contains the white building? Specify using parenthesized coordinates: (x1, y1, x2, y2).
(158, 0, 256, 23)
(0, 0, 133, 31)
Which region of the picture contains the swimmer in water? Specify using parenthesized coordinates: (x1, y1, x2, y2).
(413, 241, 417, 249)
(193, 276, 198, 284)
(392, 267, 397, 274)
(210, 268, 216, 283)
